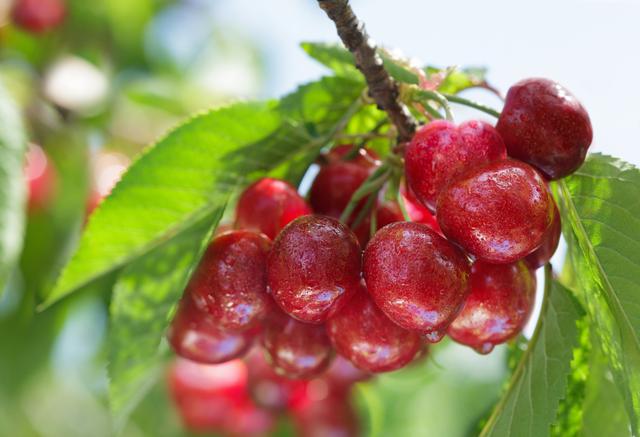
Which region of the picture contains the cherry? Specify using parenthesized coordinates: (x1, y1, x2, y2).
(327, 284, 421, 372)
(11, 0, 66, 33)
(261, 308, 334, 379)
(405, 120, 506, 211)
(496, 78, 593, 179)
(325, 144, 379, 169)
(448, 260, 536, 354)
(188, 230, 271, 332)
(235, 178, 311, 240)
(363, 221, 470, 341)
(323, 355, 371, 390)
(290, 390, 359, 437)
(309, 159, 372, 219)
(437, 159, 554, 263)
(245, 347, 303, 411)
(267, 215, 361, 324)
(526, 199, 561, 269)
(400, 183, 442, 234)
(168, 298, 254, 364)
(25, 144, 57, 212)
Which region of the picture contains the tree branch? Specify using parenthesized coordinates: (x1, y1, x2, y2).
(317, 0, 417, 143)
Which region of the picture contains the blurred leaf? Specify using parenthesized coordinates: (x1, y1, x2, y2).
(302, 41, 487, 94)
(551, 317, 590, 436)
(0, 80, 27, 294)
(555, 154, 640, 434)
(44, 76, 364, 308)
(479, 277, 583, 437)
(108, 207, 222, 431)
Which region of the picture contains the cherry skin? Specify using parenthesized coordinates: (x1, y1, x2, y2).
(168, 298, 254, 364)
(496, 78, 593, 179)
(327, 284, 421, 373)
(290, 388, 359, 437)
(25, 144, 58, 212)
(448, 260, 536, 354)
(405, 119, 506, 211)
(323, 355, 371, 390)
(363, 221, 470, 341)
(188, 230, 271, 332)
(526, 199, 561, 269)
(235, 178, 311, 240)
(261, 308, 334, 379)
(267, 215, 361, 324)
(12, 0, 66, 33)
(325, 144, 379, 169)
(437, 159, 554, 264)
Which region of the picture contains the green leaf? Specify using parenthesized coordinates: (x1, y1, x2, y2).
(302, 41, 488, 94)
(555, 154, 640, 434)
(479, 276, 583, 437)
(108, 207, 222, 432)
(44, 75, 364, 308)
(0, 80, 27, 294)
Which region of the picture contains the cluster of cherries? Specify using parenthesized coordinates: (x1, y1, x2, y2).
(168, 350, 368, 436)
(167, 77, 590, 433)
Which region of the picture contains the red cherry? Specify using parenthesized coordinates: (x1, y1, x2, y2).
(261, 308, 334, 379)
(168, 298, 254, 364)
(448, 260, 536, 354)
(323, 355, 371, 390)
(496, 78, 593, 179)
(267, 215, 361, 324)
(437, 159, 554, 263)
(25, 144, 57, 212)
(363, 222, 470, 341)
(526, 199, 561, 269)
(405, 120, 506, 211)
(235, 178, 311, 240)
(290, 390, 359, 437)
(309, 160, 372, 220)
(11, 0, 65, 33)
(325, 144, 379, 169)
(188, 230, 271, 332)
(327, 284, 421, 372)
(167, 358, 248, 432)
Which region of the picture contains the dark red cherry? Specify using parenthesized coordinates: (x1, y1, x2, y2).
(11, 0, 66, 33)
(405, 119, 506, 211)
(309, 160, 372, 219)
(363, 222, 470, 340)
(437, 159, 554, 263)
(235, 178, 311, 240)
(188, 230, 271, 332)
(327, 284, 421, 373)
(25, 144, 58, 212)
(526, 199, 561, 269)
(261, 309, 333, 379)
(325, 144, 379, 169)
(168, 298, 254, 364)
(245, 347, 303, 411)
(267, 215, 361, 323)
(496, 78, 593, 179)
(448, 260, 536, 354)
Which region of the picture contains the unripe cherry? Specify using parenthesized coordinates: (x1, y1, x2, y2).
(496, 78, 593, 179)
(261, 309, 333, 379)
(405, 119, 506, 211)
(235, 178, 311, 240)
(448, 260, 536, 354)
(363, 221, 470, 341)
(168, 298, 254, 364)
(526, 199, 561, 269)
(437, 159, 554, 264)
(188, 230, 271, 332)
(267, 215, 361, 324)
(327, 284, 421, 372)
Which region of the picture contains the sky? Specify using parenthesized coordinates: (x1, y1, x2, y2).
(213, 0, 640, 166)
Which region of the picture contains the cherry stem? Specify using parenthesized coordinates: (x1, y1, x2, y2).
(339, 165, 390, 223)
(412, 89, 454, 121)
(442, 93, 501, 118)
(317, 0, 418, 143)
(350, 192, 377, 229)
(397, 185, 412, 221)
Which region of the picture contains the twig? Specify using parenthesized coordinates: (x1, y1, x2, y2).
(317, 0, 417, 143)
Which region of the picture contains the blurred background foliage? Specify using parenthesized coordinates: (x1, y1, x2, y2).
(0, 1, 508, 435)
